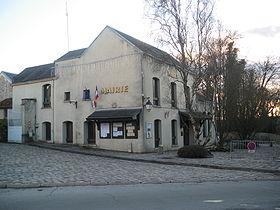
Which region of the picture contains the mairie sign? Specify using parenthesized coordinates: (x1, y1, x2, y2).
(101, 86, 128, 94)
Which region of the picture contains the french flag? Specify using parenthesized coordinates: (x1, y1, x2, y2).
(92, 86, 100, 108)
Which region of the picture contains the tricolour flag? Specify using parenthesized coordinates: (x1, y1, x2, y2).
(92, 86, 100, 109)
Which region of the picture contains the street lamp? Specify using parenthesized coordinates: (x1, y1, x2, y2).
(145, 97, 153, 112)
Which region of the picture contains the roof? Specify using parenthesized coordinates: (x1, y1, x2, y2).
(87, 108, 142, 121)
(109, 26, 182, 68)
(54, 26, 182, 68)
(0, 98, 12, 109)
(13, 63, 55, 84)
(55, 48, 87, 62)
(1, 71, 17, 82)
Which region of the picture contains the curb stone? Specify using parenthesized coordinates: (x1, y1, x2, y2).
(28, 143, 280, 176)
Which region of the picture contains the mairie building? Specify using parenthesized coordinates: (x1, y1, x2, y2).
(10, 26, 216, 153)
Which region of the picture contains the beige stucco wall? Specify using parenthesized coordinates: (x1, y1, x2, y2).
(11, 26, 216, 152)
(12, 80, 54, 141)
(141, 56, 196, 151)
(54, 27, 144, 152)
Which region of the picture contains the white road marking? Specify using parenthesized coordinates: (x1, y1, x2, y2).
(203, 200, 223, 203)
(240, 203, 260, 208)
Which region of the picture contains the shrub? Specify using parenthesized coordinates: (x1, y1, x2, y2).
(177, 145, 210, 158)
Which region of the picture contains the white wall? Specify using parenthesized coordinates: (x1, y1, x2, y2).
(54, 27, 144, 151)
(12, 80, 54, 142)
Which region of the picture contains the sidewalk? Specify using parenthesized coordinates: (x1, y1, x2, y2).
(29, 142, 280, 175)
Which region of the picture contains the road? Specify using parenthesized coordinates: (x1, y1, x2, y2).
(1, 181, 280, 210)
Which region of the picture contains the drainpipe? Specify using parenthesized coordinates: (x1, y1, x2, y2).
(52, 69, 55, 144)
(141, 53, 146, 152)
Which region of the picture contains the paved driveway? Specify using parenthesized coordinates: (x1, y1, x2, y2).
(0, 144, 279, 188)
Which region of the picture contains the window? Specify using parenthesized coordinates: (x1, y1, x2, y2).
(100, 122, 111, 138)
(112, 122, 124, 138)
(208, 119, 211, 135)
(42, 84, 51, 108)
(125, 121, 138, 139)
(171, 120, 177, 145)
(171, 82, 177, 108)
(203, 120, 207, 137)
(186, 86, 190, 105)
(83, 89, 91, 100)
(64, 92, 70, 101)
(153, 77, 160, 106)
(99, 121, 139, 139)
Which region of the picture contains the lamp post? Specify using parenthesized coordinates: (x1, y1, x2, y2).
(145, 97, 153, 112)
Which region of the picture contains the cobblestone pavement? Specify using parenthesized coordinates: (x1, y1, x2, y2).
(0, 144, 279, 188)
(30, 141, 280, 173)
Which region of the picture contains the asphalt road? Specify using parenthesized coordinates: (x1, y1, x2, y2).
(0, 181, 279, 210)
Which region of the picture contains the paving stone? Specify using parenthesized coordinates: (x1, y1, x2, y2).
(0, 143, 279, 188)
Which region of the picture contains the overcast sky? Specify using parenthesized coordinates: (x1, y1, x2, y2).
(0, 0, 279, 74)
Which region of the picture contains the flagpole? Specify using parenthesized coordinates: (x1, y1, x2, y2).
(66, 1, 70, 52)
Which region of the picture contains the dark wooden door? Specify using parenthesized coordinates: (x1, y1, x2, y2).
(154, 120, 161, 148)
(87, 121, 96, 144)
(66, 122, 73, 143)
(45, 122, 51, 141)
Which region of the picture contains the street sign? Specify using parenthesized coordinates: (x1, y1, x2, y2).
(247, 141, 256, 153)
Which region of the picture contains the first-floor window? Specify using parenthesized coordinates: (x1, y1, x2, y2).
(100, 122, 111, 138)
(64, 91, 70, 101)
(112, 122, 124, 138)
(203, 120, 207, 137)
(83, 89, 91, 100)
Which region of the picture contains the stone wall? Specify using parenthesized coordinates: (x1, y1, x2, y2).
(0, 75, 12, 102)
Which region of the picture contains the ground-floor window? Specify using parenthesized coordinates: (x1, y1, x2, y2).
(99, 121, 138, 139)
(171, 120, 177, 145)
(112, 122, 124, 138)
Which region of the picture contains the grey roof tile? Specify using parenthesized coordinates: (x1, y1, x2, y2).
(1, 71, 17, 81)
(13, 63, 55, 84)
(109, 26, 182, 68)
(55, 48, 86, 62)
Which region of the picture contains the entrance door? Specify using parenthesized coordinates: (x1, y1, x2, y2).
(87, 121, 96, 144)
(183, 121, 189, 146)
(65, 121, 73, 143)
(45, 122, 51, 141)
(154, 120, 161, 148)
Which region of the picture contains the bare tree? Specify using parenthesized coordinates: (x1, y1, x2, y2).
(145, 0, 215, 144)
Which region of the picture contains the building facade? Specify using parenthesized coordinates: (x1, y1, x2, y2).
(0, 71, 16, 119)
(11, 26, 216, 152)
